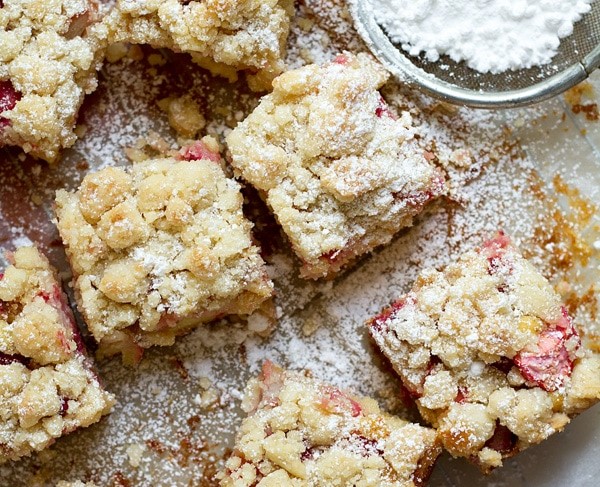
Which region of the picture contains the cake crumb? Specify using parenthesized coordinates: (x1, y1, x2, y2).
(126, 443, 147, 468)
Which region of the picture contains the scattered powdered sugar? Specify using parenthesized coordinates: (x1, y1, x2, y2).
(371, 0, 593, 73)
(5, 230, 32, 254)
(1, 1, 599, 486)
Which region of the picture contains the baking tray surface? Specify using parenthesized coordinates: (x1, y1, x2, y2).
(1, 1, 599, 485)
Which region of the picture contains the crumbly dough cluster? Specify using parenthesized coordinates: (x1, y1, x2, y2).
(0, 0, 106, 162)
(219, 361, 441, 486)
(369, 233, 600, 471)
(0, 246, 115, 463)
(227, 53, 445, 279)
(55, 138, 273, 363)
(105, 0, 294, 91)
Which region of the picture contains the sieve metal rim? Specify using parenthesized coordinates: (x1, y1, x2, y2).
(351, 0, 600, 109)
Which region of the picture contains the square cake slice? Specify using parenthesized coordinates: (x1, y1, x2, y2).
(55, 137, 274, 364)
(105, 0, 294, 91)
(219, 361, 441, 486)
(368, 232, 600, 472)
(0, 246, 115, 463)
(0, 0, 106, 162)
(227, 53, 445, 280)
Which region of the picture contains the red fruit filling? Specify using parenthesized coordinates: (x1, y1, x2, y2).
(354, 435, 384, 456)
(375, 95, 396, 120)
(258, 360, 285, 408)
(313, 241, 356, 275)
(393, 171, 445, 209)
(320, 386, 362, 417)
(59, 397, 70, 416)
(484, 422, 518, 455)
(514, 307, 580, 392)
(0, 80, 21, 129)
(321, 247, 343, 263)
(491, 356, 514, 374)
(177, 140, 220, 163)
(455, 386, 468, 404)
(0, 351, 30, 367)
(333, 53, 350, 65)
(368, 296, 410, 334)
(39, 284, 86, 355)
(482, 231, 511, 257)
(301, 446, 316, 461)
(481, 231, 512, 274)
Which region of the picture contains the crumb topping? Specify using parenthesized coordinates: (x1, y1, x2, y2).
(0, 246, 114, 463)
(219, 361, 441, 486)
(54, 137, 273, 362)
(369, 233, 600, 470)
(0, 0, 599, 483)
(104, 0, 294, 91)
(227, 53, 445, 279)
(0, 0, 106, 162)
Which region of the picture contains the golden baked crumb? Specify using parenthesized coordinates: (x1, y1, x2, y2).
(55, 137, 274, 363)
(104, 0, 294, 91)
(0, 0, 107, 162)
(227, 53, 445, 279)
(368, 233, 600, 471)
(219, 361, 442, 486)
(157, 95, 206, 140)
(0, 246, 114, 463)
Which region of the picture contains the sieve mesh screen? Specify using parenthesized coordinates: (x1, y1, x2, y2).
(381, 2, 600, 93)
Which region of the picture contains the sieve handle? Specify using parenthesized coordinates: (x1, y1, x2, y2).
(583, 44, 600, 75)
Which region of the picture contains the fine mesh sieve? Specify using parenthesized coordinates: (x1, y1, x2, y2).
(351, 0, 600, 108)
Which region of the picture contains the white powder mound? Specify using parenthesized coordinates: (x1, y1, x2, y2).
(372, 0, 593, 73)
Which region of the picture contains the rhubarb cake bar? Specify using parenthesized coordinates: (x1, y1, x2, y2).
(0, 246, 114, 463)
(55, 137, 274, 363)
(368, 233, 600, 471)
(219, 361, 441, 486)
(227, 53, 445, 279)
(0, 0, 106, 162)
(105, 0, 294, 91)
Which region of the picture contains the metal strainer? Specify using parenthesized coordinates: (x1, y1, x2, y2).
(351, 0, 600, 108)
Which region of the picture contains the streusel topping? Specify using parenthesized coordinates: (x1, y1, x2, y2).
(104, 0, 294, 91)
(0, 246, 114, 463)
(0, 0, 106, 162)
(369, 233, 600, 470)
(227, 53, 445, 279)
(219, 361, 441, 486)
(55, 137, 273, 362)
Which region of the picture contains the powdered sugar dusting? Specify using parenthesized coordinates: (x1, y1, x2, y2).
(371, 0, 593, 73)
(1, 1, 599, 486)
